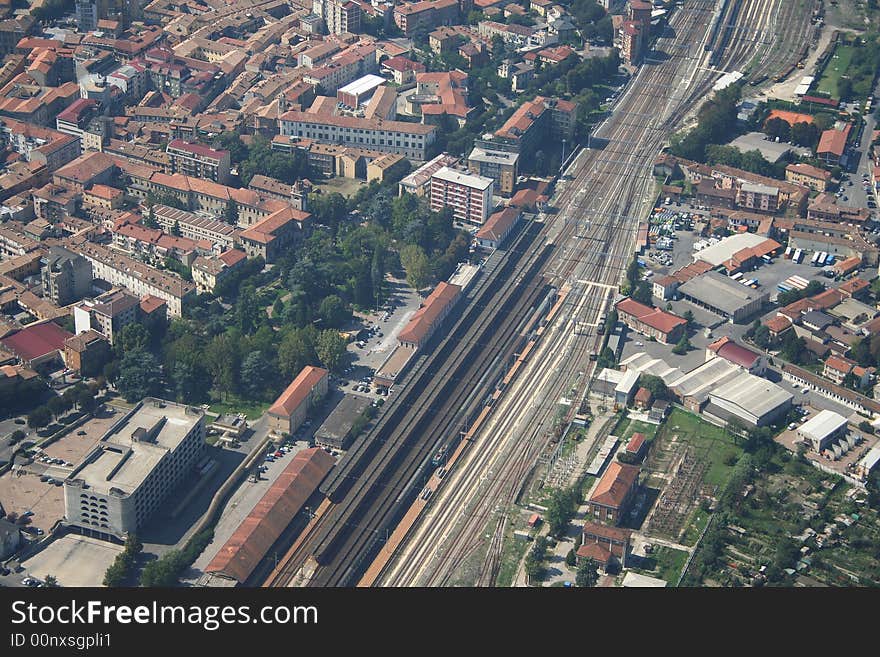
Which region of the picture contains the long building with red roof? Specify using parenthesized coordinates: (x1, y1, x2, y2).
(204, 447, 335, 585)
(616, 297, 687, 344)
(268, 366, 329, 436)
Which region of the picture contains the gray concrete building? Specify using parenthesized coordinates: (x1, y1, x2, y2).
(41, 246, 93, 306)
(677, 271, 769, 323)
(63, 399, 206, 538)
(706, 372, 793, 428)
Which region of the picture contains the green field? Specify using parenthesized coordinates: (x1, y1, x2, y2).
(209, 397, 270, 420)
(632, 546, 689, 585)
(815, 45, 856, 98)
(655, 409, 742, 491)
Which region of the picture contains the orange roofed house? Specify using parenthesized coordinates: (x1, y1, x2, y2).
(397, 281, 461, 349)
(616, 297, 687, 344)
(267, 365, 329, 436)
(587, 461, 640, 525)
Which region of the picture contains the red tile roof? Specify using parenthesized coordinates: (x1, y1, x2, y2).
(167, 139, 227, 160)
(204, 447, 335, 583)
(268, 366, 328, 418)
(824, 354, 855, 374)
(763, 315, 792, 333)
(817, 127, 848, 157)
(634, 387, 652, 404)
(616, 297, 687, 335)
(398, 282, 461, 345)
(582, 519, 632, 544)
(708, 336, 760, 368)
(139, 294, 166, 315)
(475, 207, 520, 242)
(589, 462, 639, 509)
(218, 249, 246, 267)
(838, 277, 868, 296)
(576, 542, 612, 563)
(0, 321, 72, 362)
(626, 432, 646, 454)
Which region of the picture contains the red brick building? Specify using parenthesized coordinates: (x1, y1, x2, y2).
(587, 462, 640, 525)
(616, 297, 687, 345)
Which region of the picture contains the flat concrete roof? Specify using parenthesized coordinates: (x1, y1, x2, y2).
(23, 534, 123, 587)
(693, 232, 769, 267)
(679, 271, 766, 315)
(798, 409, 848, 442)
(431, 166, 493, 190)
(710, 371, 793, 419)
(376, 344, 416, 382)
(315, 394, 371, 447)
(68, 399, 203, 496)
(468, 145, 519, 165)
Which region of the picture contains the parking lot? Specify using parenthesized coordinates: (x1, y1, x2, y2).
(0, 469, 65, 534)
(20, 533, 123, 588)
(774, 409, 879, 477)
(186, 439, 312, 583)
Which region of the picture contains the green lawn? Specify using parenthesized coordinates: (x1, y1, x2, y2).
(620, 419, 658, 442)
(633, 546, 689, 585)
(209, 397, 270, 420)
(657, 409, 742, 485)
(680, 509, 711, 547)
(816, 45, 856, 97)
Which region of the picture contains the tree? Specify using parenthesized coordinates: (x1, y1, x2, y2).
(672, 335, 691, 355)
(47, 394, 69, 420)
(764, 117, 791, 142)
(790, 121, 820, 148)
(639, 374, 668, 401)
(116, 323, 150, 356)
(316, 329, 347, 373)
(838, 77, 854, 102)
(223, 199, 239, 226)
(399, 244, 431, 290)
(27, 406, 52, 430)
(10, 429, 26, 444)
(171, 220, 181, 237)
(726, 416, 747, 445)
(546, 486, 579, 537)
(239, 350, 274, 400)
(683, 309, 695, 328)
(278, 330, 312, 379)
(632, 280, 653, 305)
(116, 349, 162, 402)
(43, 574, 59, 588)
(576, 559, 598, 587)
(143, 205, 158, 229)
(318, 295, 350, 328)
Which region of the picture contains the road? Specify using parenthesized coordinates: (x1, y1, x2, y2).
(375, 0, 803, 586)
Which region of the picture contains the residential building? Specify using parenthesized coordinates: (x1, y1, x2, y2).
(267, 366, 330, 436)
(313, 0, 362, 35)
(279, 109, 437, 160)
(397, 281, 461, 348)
(817, 127, 848, 165)
(491, 96, 577, 159)
(736, 181, 779, 213)
(191, 249, 247, 293)
(74, 242, 196, 317)
(238, 206, 310, 262)
(0, 118, 81, 172)
(152, 204, 240, 253)
(41, 246, 93, 306)
(615, 297, 687, 344)
(620, 21, 643, 65)
(73, 289, 141, 345)
(785, 162, 832, 192)
(382, 56, 426, 85)
(63, 329, 110, 376)
(586, 461, 640, 525)
(429, 166, 494, 224)
(64, 398, 206, 538)
(823, 354, 857, 385)
(467, 145, 518, 196)
(393, 0, 461, 37)
(411, 70, 471, 127)
(166, 140, 231, 184)
(398, 153, 458, 196)
(83, 184, 124, 209)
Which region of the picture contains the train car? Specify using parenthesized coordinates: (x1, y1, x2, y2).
(431, 443, 450, 467)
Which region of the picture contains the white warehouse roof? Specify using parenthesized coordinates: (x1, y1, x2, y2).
(693, 232, 770, 267)
(798, 409, 848, 443)
(337, 74, 387, 98)
(709, 372, 793, 420)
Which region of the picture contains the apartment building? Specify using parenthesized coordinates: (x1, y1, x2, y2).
(152, 204, 240, 253)
(467, 144, 518, 196)
(239, 206, 310, 262)
(40, 246, 93, 306)
(313, 0, 362, 35)
(75, 242, 196, 317)
(73, 289, 141, 345)
(0, 117, 81, 172)
(165, 140, 231, 184)
(394, 0, 461, 37)
(191, 249, 247, 293)
(279, 110, 436, 160)
(736, 181, 779, 213)
(492, 96, 577, 159)
(785, 163, 832, 192)
(64, 398, 206, 538)
(429, 166, 494, 225)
